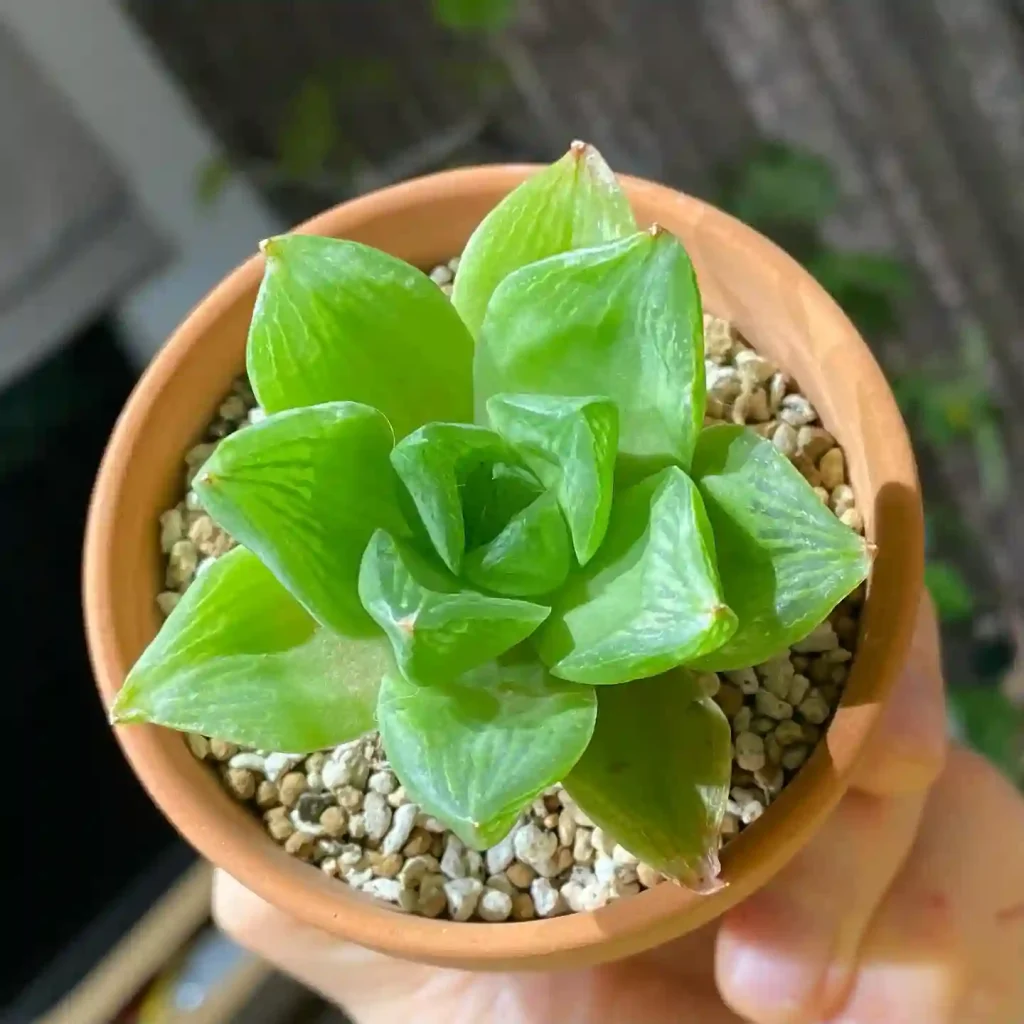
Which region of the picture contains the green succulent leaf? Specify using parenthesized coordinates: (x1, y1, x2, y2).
(476, 228, 705, 477)
(110, 548, 389, 752)
(247, 235, 473, 437)
(535, 466, 737, 685)
(193, 402, 408, 636)
(565, 683, 732, 888)
(463, 461, 542, 550)
(452, 141, 636, 337)
(487, 393, 617, 564)
(689, 425, 871, 670)
(463, 491, 572, 597)
(390, 423, 524, 574)
(359, 530, 549, 680)
(377, 655, 597, 849)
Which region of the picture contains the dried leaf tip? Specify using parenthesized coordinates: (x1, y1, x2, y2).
(569, 139, 589, 159)
(258, 236, 284, 259)
(648, 223, 667, 238)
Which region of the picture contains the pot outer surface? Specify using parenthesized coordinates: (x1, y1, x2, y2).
(84, 166, 923, 971)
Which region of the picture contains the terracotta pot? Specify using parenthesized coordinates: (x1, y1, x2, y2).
(84, 166, 923, 971)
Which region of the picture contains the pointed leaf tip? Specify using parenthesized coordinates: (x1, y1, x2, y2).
(452, 145, 636, 337)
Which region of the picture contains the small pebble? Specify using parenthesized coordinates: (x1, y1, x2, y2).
(486, 874, 516, 897)
(511, 892, 536, 920)
(774, 720, 805, 747)
(209, 740, 238, 762)
(382, 802, 418, 855)
(792, 622, 839, 654)
(368, 770, 397, 795)
(278, 772, 307, 808)
(284, 831, 315, 858)
(819, 448, 846, 490)
(787, 673, 811, 706)
(799, 690, 831, 725)
(637, 863, 662, 889)
(530, 878, 565, 918)
(186, 734, 210, 760)
(506, 862, 536, 889)
(798, 426, 835, 462)
(364, 878, 403, 904)
(263, 753, 303, 782)
(782, 745, 810, 771)
(445, 878, 484, 922)
(755, 691, 793, 720)
(442, 835, 469, 879)
(486, 829, 517, 875)
(514, 822, 558, 871)
(319, 806, 348, 838)
(369, 852, 404, 879)
(477, 888, 513, 922)
(772, 422, 798, 457)
(726, 667, 759, 694)
(840, 507, 864, 533)
(363, 792, 393, 842)
(256, 781, 279, 809)
(225, 768, 256, 801)
(735, 732, 766, 772)
(156, 591, 181, 616)
(779, 394, 817, 426)
(573, 829, 595, 865)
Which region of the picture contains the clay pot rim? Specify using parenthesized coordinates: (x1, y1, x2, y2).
(84, 165, 922, 968)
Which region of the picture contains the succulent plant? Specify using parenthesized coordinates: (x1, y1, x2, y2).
(112, 142, 870, 888)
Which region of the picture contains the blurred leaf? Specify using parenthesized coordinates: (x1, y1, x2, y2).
(487, 394, 617, 565)
(973, 417, 1010, 506)
(432, 0, 517, 33)
(111, 548, 389, 751)
(535, 467, 736, 685)
(925, 560, 975, 624)
(718, 142, 839, 228)
(248, 235, 474, 437)
(359, 530, 548, 681)
(195, 156, 233, 207)
(463, 491, 572, 597)
(689, 426, 871, 671)
(277, 78, 336, 177)
(565, 686, 731, 888)
(809, 251, 913, 336)
(377, 655, 596, 848)
(453, 141, 636, 337)
(948, 686, 1024, 785)
(477, 229, 705, 477)
(194, 403, 409, 636)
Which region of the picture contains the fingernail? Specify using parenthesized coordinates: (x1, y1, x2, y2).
(718, 893, 832, 1023)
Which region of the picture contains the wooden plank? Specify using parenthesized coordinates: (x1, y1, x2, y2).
(38, 863, 213, 1024)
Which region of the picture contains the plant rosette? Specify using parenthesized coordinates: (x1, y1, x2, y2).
(86, 144, 922, 970)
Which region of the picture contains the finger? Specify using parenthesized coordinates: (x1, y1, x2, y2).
(852, 596, 947, 797)
(214, 872, 746, 1023)
(716, 598, 945, 1022)
(716, 788, 926, 1023)
(212, 871, 466, 1020)
(832, 747, 1024, 1023)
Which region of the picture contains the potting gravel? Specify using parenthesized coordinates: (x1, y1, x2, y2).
(159, 256, 864, 921)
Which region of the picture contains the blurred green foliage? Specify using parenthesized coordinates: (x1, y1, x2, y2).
(949, 686, 1024, 786)
(718, 140, 1020, 784)
(432, 0, 516, 32)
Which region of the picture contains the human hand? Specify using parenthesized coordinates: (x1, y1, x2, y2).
(214, 601, 1024, 1022)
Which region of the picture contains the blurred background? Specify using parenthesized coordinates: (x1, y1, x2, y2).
(3, 0, 1023, 1020)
